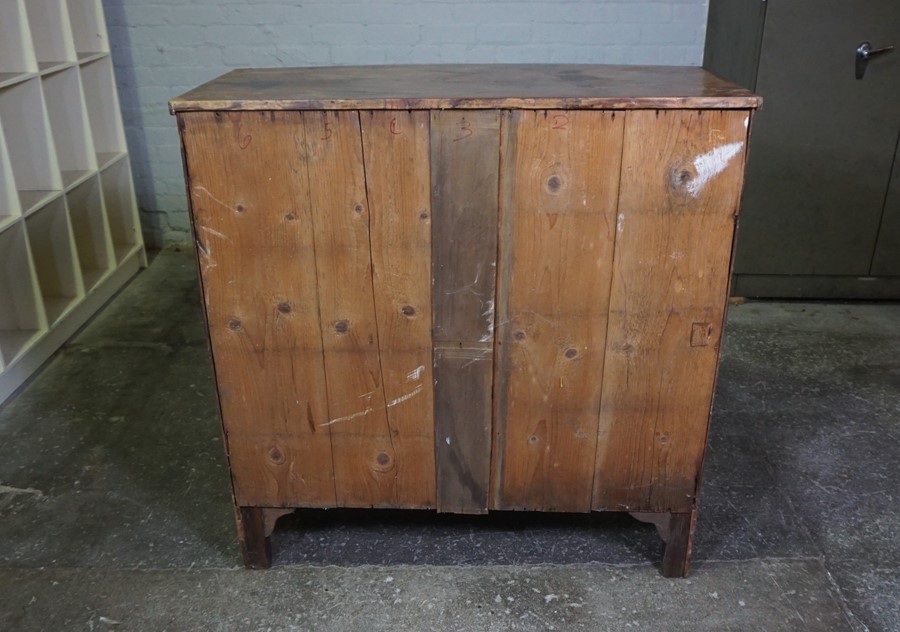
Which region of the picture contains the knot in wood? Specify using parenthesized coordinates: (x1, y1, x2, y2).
(401, 305, 416, 317)
(513, 330, 526, 341)
(546, 174, 562, 194)
(227, 319, 242, 331)
(564, 348, 578, 359)
(334, 320, 349, 334)
(376, 452, 390, 466)
(277, 302, 292, 314)
(268, 447, 284, 464)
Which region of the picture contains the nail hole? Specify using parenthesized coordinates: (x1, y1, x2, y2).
(354, 204, 364, 214)
(227, 319, 241, 331)
(334, 320, 349, 333)
(547, 175, 561, 193)
(376, 452, 390, 466)
(401, 305, 416, 317)
(513, 330, 526, 341)
(277, 302, 292, 314)
(565, 348, 578, 359)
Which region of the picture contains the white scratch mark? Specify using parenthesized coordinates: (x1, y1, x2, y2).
(320, 408, 373, 427)
(744, 116, 749, 129)
(669, 251, 685, 261)
(544, 594, 559, 604)
(445, 437, 451, 445)
(686, 141, 744, 197)
(387, 384, 422, 408)
(198, 225, 229, 240)
(478, 333, 492, 342)
(193, 185, 240, 213)
(406, 365, 425, 382)
(617, 213, 625, 233)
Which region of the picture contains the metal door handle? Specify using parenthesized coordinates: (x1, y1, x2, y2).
(856, 41, 895, 79)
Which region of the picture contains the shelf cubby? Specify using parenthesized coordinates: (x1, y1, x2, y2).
(66, 175, 114, 291)
(0, 78, 63, 215)
(100, 159, 141, 263)
(24, 0, 78, 75)
(42, 67, 97, 189)
(25, 198, 84, 325)
(80, 57, 127, 169)
(0, 0, 38, 89)
(0, 223, 47, 367)
(0, 0, 145, 402)
(0, 123, 22, 231)
(66, 0, 109, 61)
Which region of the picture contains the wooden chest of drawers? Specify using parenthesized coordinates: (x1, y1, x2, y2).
(171, 64, 760, 576)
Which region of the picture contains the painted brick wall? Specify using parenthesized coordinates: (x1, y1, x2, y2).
(104, 0, 709, 246)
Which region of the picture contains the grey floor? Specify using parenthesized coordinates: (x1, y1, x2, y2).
(1, 249, 898, 631)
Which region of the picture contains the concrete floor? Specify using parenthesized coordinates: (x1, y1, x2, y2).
(0, 249, 898, 631)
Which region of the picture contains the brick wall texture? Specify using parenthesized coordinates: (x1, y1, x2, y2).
(103, 0, 710, 246)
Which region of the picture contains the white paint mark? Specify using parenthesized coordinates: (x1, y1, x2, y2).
(617, 213, 625, 233)
(478, 333, 492, 342)
(669, 251, 685, 261)
(387, 384, 422, 408)
(406, 365, 425, 382)
(384, 576, 394, 583)
(686, 141, 744, 197)
(544, 594, 559, 603)
(320, 408, 373, 427)
(198, 225, 229, 240)
(445, 437, 451, 445)
(744, 116, 749, 129)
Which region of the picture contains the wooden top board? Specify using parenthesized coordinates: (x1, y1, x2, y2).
(169, 64, 761, 112)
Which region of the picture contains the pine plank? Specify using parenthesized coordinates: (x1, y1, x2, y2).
(303, 110, 408, 508)
(430, 110, 501, 514)
(359, 110, 436, 508)
(493, 110, 624, 512)
(179, 111, 336, 507)
(593, 109, 749, 513)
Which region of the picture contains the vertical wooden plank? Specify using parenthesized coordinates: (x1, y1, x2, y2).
(303, 109, 404, 508)
(493, 110, 624, 512)
(593, 109, 749, 513)
(180, 111, 336, 507)
(430, 110, 501, 513)
(359, 110, 436, 508)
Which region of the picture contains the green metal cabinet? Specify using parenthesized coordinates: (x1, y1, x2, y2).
(705, 0, 900, 298)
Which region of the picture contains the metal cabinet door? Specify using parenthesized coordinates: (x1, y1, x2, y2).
(734, 0, 900, 280)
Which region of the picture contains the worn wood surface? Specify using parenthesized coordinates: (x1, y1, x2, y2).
(180, 111, 337, 508)
(359, 110, 436, 508)
(593, 109, 748, 513)
(493, 110, 623, 512)
(170, 65, 762, 113)
(430, 110, 501, 514)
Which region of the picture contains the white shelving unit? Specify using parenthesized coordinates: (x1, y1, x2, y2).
(0, 0, 146, 403)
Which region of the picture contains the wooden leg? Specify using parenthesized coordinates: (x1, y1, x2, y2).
(630, 510, 697, 578)
(661, 512, 696, 578)
(236, 506, 272, 569)
(235, 507, 294, 569)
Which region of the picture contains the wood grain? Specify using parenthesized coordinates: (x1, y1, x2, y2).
(493, 110, 624, 512)
(430, 111, 501, 514)
(593, 109, 749, 513)
(170, 65, 762, 113)
(180, 111, 336, 508)
(360, 110, 436, 508)
(302, 109, 404, 508)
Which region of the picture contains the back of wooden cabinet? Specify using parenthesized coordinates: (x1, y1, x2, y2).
(179, 107, 750, 515)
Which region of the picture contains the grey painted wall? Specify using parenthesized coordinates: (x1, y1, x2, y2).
(104, 0, 710, 246)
